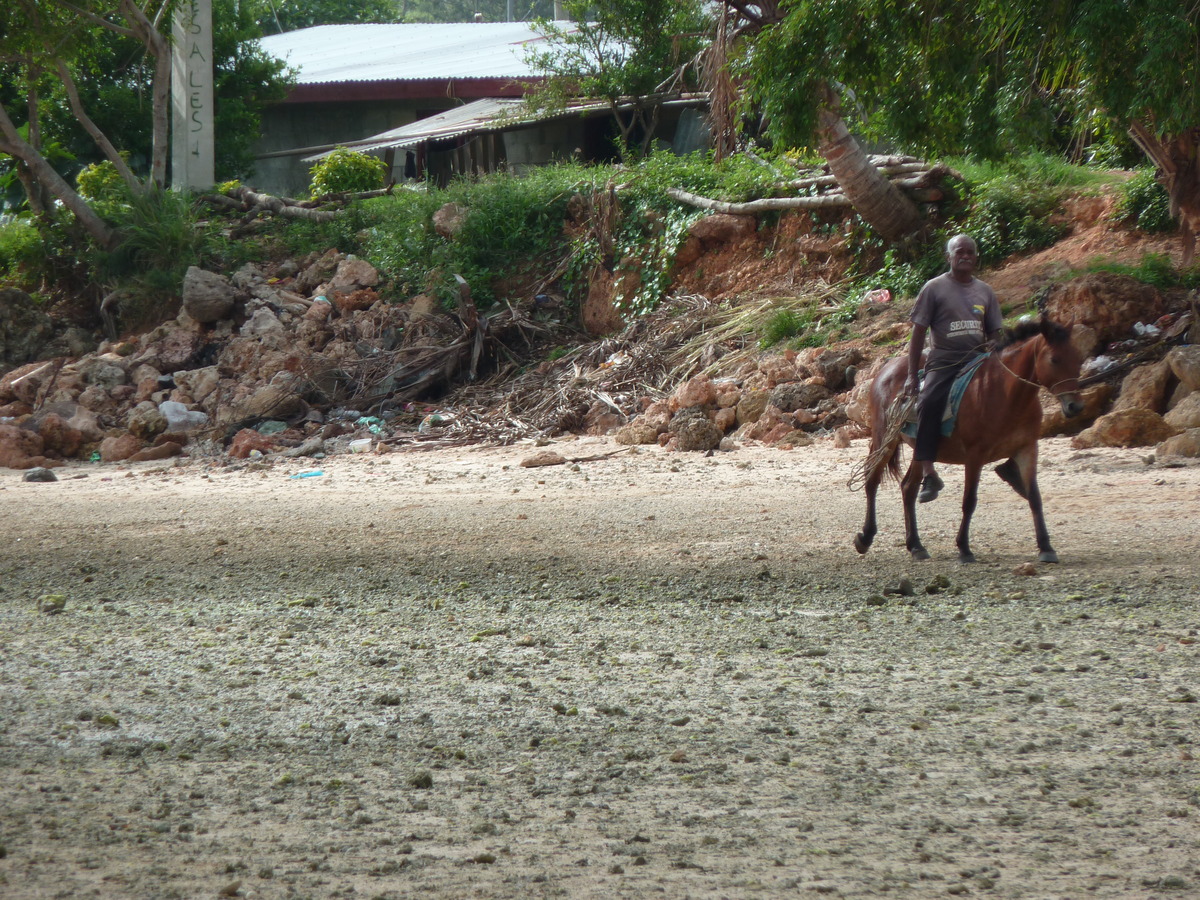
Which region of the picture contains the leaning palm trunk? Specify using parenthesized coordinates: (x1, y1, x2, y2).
(1128, 120, 1200, 267)
(815, 81, 926, 242)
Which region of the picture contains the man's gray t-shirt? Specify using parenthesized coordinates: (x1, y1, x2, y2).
(910, 272, 1002, 372)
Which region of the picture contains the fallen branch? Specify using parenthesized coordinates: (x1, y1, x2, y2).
(668, 187, 853, 212)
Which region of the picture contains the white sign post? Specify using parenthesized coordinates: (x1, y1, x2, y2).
(170, 0, 215, 190)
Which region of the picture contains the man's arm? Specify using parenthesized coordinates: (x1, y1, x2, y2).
(905, 324, 927, 396)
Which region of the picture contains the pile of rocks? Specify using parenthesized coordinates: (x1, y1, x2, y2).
(0, 250, 393, 469)
(1, 249, 1198, 469)
(612, 344, 870, 452)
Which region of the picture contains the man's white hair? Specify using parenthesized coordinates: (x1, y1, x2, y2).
(946, 234, 977, 255)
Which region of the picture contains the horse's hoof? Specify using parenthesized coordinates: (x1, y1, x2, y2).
(853, 533, 871, 555)
(958, 552, 977, 564)
(910, 547, 931, 561)
(1038, 550, 1059, 564)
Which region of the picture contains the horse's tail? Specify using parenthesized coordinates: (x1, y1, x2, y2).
(849, 393, 912, 490)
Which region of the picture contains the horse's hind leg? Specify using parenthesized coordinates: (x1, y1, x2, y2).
(854, 466, 881, 554)
(900, 458, 930, 560)
(955, 461, 983, 564)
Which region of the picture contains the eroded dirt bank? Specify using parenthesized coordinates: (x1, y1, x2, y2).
(2, 437, 1199, 899)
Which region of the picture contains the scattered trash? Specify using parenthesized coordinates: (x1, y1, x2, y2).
(1132, 321, 1161, 338)
(356, 416, 384, 434)
(418, 412, 452, 433)
(864, 288, 892, 304)
(289, 470, 324, 479)
(348, 438, 372, 453)
(1081, 355, 1116, 377)
(159, 400, 209, 432)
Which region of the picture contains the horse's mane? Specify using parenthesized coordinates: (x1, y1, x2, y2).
(997, 317, 1070, 349)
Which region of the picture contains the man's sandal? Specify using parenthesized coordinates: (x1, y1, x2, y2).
(918, 472, 944, 504)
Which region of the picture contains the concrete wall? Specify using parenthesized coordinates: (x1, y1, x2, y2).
(251, 101, 710, 197)
(251, 100, 435, 197)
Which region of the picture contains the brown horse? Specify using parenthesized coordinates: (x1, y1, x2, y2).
(854, 317, 1084, 564)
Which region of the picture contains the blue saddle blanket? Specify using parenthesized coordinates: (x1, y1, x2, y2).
(901, 352, 990, 439)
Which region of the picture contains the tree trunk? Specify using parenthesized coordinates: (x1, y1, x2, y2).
(56, 61, 144, 194)
(117, 0, 172, 189)
(0, 104, 119, 251)
(815, 82, 926, 242)
(1128, 120, 1200, 267)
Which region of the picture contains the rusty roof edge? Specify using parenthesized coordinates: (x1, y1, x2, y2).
(298, 94, 709, 162)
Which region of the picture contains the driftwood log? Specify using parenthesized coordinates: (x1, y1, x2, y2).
(669, 158, 956, 214)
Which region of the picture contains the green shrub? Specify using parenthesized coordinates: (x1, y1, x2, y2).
(0, 218, 44, 281)
(1115, 169, 1175, 233)
(76, 158, 133, 204)
(1085, 253, 1200, 290)
(759, 307, 809, 348)
(309, 148, 388, 198)
(90, 188, 215, 326)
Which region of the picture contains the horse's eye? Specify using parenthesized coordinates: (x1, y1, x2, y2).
(1050, 356, 1060, 364)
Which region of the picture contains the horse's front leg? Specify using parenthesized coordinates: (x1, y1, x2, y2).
(955, 460, 983, 564)
(1022, 453, 1058, 563)
(901, 458, 929, 560)
(1005, 447, 1058, 563)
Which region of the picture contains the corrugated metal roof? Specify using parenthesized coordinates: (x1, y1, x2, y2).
(259, 23, 571, 85)
(302, 95, 708, 160)
(303, 97, 610, 159)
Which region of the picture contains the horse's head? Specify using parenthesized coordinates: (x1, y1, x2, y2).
(1033, 319, 1084, 418)
(999, 317, 1084, 417)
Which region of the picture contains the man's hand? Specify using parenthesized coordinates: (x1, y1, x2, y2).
(903, 374, 919, 398)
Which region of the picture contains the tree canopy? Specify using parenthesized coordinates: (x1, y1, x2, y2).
(737, 0, 1200, 251)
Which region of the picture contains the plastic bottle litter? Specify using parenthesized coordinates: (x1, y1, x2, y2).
(1081, 355, 1116, 377)
(289, 470, 325, 479)
(1132, 321, 1160, 338)
(864, 288, 892, 303)
(418, 412, 452, 433)
(158, 400, 209, 432)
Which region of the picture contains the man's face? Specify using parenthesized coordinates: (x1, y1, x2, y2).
(947, 240, 978, 278)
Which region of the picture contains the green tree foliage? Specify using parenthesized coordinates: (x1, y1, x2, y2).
(395, 0, 555, 23)
(250, 0, 401, 33)
(249, 0, 558, 29)
(525, 0, 711, 156)
(738, 0, 1200, 256)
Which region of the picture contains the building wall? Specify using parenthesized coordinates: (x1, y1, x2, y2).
(252, 100, 438, 197)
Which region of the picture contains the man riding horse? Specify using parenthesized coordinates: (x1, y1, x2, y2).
(905, 234, 1003, 503)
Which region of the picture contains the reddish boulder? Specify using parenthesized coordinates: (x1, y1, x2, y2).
(688, 213, 756, 245)
(1043, 273, 1164, 345)
(1112, 360, 1174, 414)
(228, 428, 279, 458)
(37, 413, 83, 459)
(129, 442, 183, 462)
(100, 433, 144, 462)
(1071, 408, 1179, 449)
(0, 423, 46, 469)
(1157, 428, 1200, 458)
